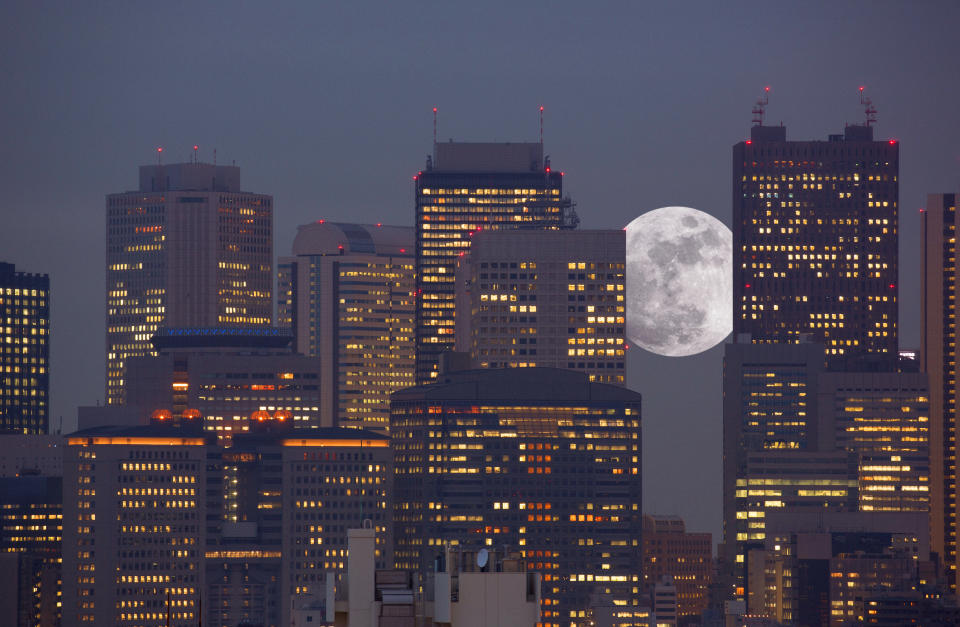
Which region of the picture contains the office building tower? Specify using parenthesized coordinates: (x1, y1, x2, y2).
(0, 434, 62, 477)
(922, 192, 960, 593)
(761, 511, 933, 625)
(63, 419, 391, 627)
(106, 161, 272, 405)
(0, 475, 62, 627)
(722, 338, 825, 578)
(818, 370, 930, 512)
(391, 367, 642, 627)
(733, 122, 899, 365)
(455, 229, 626, 384)
(278, 221, 415, 431)
(125, 327, 323, 437)
(736, 450, 859, 612)
(207, 426, 392, 627)
(414, 141, 577, 383)
(0, 262, 49, 434)
(640, 515, 712, 618)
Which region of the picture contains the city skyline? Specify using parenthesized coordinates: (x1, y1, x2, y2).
(2, 2, 960, 545)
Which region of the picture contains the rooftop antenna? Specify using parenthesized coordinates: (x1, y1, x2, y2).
(157, 146, 163, 166)
(213, 148, 217, 166)
(751, 86, 770, 127)
(859, 86, 877, 127)
(433, 107, 438, 145)
(193, 144, 199, 164)
(539, 105, 544, 144)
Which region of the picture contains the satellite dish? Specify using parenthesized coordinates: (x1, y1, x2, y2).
(477, 548, 489, 569)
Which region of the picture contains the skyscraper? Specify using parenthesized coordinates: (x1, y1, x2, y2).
(391, 367, 642, 626)
(0, 262, 49, 434)
(922, 192, 960, 592)
(277, 221, 415, 431)
(106, 161, 272, 405)
(733, 122, 899, 365)
(414, 141, 576, 383)
(455, 229, 626, 384)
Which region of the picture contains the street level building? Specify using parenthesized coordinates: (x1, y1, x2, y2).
(414, 141, 577, 383)
(733, 122, 899, 365)
(278, 221, 415, 431)
(0, 262, 49, 434)
(106, 161, 272, 405)
(455, 229, 626, 384)
(391, 367, 641, 626)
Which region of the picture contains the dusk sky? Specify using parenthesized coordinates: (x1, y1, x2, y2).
(2, 1, 959, 540)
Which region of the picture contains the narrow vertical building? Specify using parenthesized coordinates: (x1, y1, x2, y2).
(0, 262, 49, 434)
(733, 122, 899, 365)
(106, 161, 272, 405)
(922, 192, 959, 592)
(277, 221, 415, 431)
(414, 141, 576, 383)
(722, 337, 825, 585)
(455, 229, 626, 384)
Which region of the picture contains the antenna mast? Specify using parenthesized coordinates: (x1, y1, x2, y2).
(539, 105, 544, 144)
(433, 107, 438, 145)
(193, 145, 199, 164)
(751, 86, 770, 127)
(859, 86, 877, 127)
(157, 146, 163, 166)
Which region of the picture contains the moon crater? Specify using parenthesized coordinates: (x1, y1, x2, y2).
(625, 206, 732, 357)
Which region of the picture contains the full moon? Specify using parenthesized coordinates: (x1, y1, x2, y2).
(625, 206, 732, 357)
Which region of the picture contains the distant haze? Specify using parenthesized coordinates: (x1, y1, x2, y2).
(2, 1, 958, 542)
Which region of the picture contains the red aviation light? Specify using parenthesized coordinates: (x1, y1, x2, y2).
(193, 145, 198, 151)
(889, 283, 896, 289)
(400, 248, 406, 253)
(157, 146, 163, 153)
(859, 86, 865, 92)
(545, 166, 551, 173)
(746, 140, 752, 145)
(745, 283, 752, 289)
(376, 222, 382, 227)
(888, 139, 897, 145)
(317, 219, 325, 224)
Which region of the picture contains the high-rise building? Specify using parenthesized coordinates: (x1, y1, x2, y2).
(640, 515, 712, 618)
(63, 419, 392, 627)
(922, 192, 960, 593)
(125, 327, 323, 437)
(0, 475, 62, 627)
(817, 370, 930, 513)
(733, 123, 899, 365)
(455, 229, 626, 384)
(722, 338, 825, 578)
(106, 161, 272, 405)
(278, 221, 415, 431)
(414, 141, 576, 383)
(761, 511, 933, 625)
(0, 262, 49, 434)
(391, 367, 642, 627)
(736, 450, 859, 612)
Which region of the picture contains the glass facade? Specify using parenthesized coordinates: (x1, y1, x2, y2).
(0, 263, 49, 434)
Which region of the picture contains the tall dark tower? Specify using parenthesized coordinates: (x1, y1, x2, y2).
(922, 193, 959, 594)
(0, 262, 49, 433)
(414, 141, 575, 383)
(732, 110, 899, 365)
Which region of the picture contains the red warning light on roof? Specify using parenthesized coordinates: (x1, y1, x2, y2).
(764, 86, 770, 92)
(433, 107, 437, 113)
(318, 219, 325, 224)
(400, 248, 406, 253)
(540, 105, 544, 112)
(545, 167, 551, 173)
(746, 140, 752, 145)
(193, 145, 198, 150)
(859, 86, 865, 92)
(157, 147, 163, 152)
(889, 283, 896, 289)
(376, 222, 382, 227)
(745, 283, 752, 289)
(338, 244, 344, 251)
(888, 140, 897, 145)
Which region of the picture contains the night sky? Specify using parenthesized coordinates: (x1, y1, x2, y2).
(2, 1, 959, 541)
